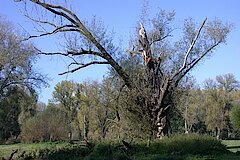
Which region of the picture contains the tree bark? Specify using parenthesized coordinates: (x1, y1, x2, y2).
(138, 24, 171, 138)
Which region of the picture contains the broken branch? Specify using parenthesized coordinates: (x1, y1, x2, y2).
(59, 61, 109, 75)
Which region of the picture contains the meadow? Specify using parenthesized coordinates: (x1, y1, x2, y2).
(1, 134, 240, 160)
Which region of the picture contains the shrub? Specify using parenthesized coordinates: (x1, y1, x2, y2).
(85, 143, 130, 160)
(14, 144, 91, 160)
(21, 107, 70, 142)
(158, 134, 228, 155)
(11, 134, 229, 159)
(132, 134, 228, 156)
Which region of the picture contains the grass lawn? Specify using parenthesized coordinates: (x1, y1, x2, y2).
(0, 142, 69, 159)
(222, 140, 240, 152)
(1, 137, 240, 160)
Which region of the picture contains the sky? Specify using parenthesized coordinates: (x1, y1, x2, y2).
(0, 0, 240, 103)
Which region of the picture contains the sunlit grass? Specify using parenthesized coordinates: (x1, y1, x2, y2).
(222, 140, 240, 152)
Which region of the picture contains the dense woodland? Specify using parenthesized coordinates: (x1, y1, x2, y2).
(1, 0, 240, 145)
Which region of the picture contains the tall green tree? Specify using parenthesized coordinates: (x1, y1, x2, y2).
(77, 80, 115, 140)
(203, 73, 239, 138)
(0, 15, 47, 142)
(51, 80, 81, 139)
(0, 87, 21, 141)
(230, 104, 240, 132)
(0, 86, 38, 142)
(16, 0, 231, 138)
(173, 76, 204, 134)
(51, 80, 80, 121)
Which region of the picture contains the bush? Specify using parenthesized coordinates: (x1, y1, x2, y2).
(132, 134, 228, 156)
(21, 107, 70, 142)
(9, 134, 229, 160)
(158, 134, 228, 155)
(85, 143, 130, 160)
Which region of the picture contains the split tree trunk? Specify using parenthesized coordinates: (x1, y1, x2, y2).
(138, 19, 208, 138)
(138, 24, 171, 139)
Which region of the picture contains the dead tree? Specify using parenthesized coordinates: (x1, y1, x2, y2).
(137, 19, 208, 138)
(15, 0, 231, 139)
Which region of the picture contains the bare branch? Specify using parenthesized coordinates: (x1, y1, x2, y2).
(30, 0, 79, 26)
(23, 0, 133, 88)
(174, 42, 220, 87)
(171, 17, 207, 81)
(24, 13, 57, 28)
(23, 24, 80, 41)
(150, 34, 171, 46)
(149, 28, 174, 46)
(59, 61, 109, 75)
(37, 48, 104, 59)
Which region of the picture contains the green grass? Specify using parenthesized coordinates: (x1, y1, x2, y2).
(1, 135, 240, 160)
(0, 141, 69, 159)
(222, 140, 240, 152)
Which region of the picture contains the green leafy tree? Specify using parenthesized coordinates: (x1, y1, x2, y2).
(0, 15, 47, 142)
(0, 86, 38, 142)
(18, 87, 38, 125)
(77, 80, 115, 140)
(52, 80, 80, 120)
(16, 0, 231, 138)
(231, 104, 240, 131)
(203, 74, 239, 138)
(0, 87, 21, 142)
(51, 80, 81, 139)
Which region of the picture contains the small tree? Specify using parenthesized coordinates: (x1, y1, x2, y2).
(231, 104, 240, 131)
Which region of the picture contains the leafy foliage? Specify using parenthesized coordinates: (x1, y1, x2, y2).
(230, 104, 240, 131)
(20, 106, 70, 142)
(0, 15, 47, 143)
(0, 86, 38, 143)
(1, 134, 233, 160)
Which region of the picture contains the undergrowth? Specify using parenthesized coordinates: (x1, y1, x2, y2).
(1, 134, 235, 160)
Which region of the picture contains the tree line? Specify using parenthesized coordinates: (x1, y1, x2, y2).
(19, 73, 240, 142)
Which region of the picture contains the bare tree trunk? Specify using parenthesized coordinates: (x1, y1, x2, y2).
(83, 114, 89, 140)
(138, 23, 172, 139)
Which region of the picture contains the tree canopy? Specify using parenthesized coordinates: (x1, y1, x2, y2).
(0, 15, 48, 142)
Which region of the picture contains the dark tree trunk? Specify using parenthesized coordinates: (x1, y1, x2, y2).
(146, 68, 171, 139)
(137, 19, 208, 139)
(138, 24, 172, 139)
